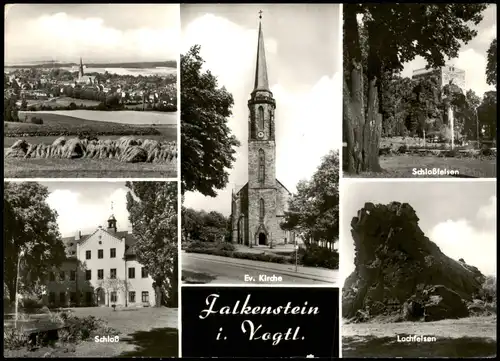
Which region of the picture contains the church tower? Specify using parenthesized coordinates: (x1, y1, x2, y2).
(247, 13, 277, 246)
(78, 57, 85, 79)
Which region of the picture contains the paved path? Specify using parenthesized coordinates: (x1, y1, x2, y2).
(181, 251, 339, 285)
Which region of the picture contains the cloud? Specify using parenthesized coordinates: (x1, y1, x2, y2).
(47, 188, 130, 237)
(477, 195, 497, 221)
(5, 11, 178, 63)
(182, 13, 341, 215)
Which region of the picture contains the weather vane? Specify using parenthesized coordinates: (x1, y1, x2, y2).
(259, 10, 263, 20)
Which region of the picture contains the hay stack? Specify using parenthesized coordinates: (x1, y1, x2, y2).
(6, 139, 29, 158)
(62, 138, 86, 159)
(120, 145, 148, 163)
(52, 136, 66, 147)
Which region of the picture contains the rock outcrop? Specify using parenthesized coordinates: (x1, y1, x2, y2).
(343, 202, 486, 322)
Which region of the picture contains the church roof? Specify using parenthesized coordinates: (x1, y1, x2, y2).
(253, 19, 270, 92)
(234, 179, 292, 196)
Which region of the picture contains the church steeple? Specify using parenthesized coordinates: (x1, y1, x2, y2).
(79, 57, 84, 78)
(253, 11, 270, 93)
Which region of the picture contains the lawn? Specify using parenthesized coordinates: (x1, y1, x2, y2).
(37, 97, 101, 108)
(4, 157, 177, 178)
(4, 112, 168, 138)
(345, 155, 496, 178)
(4, 307, 178, 358)
(342, 316, 497, 358)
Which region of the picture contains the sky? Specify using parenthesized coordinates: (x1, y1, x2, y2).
(41, 181, 132, 238)
(4, 4, 179, 64)
(400, 4, 497, 97)
(181, 4, 342, 216)
(341, 181, 497, 278)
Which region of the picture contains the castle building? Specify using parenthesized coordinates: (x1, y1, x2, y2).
(411, 65, 466, 91)
(45, 215, 155, 307)
(75, 57, 96, 86)
(230, 16, 296, 247)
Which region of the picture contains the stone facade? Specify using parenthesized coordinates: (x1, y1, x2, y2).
(412, 65, 466, 90)
(45, 216, 155, 308)
(230, 20, 295, 247)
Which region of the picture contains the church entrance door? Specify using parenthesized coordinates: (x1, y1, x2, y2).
(258, 233, 267, 245)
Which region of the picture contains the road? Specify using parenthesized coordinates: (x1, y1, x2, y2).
(181, 251, 339, 285)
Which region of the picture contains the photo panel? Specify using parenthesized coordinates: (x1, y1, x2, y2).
(341, 179, 497, 358)
(4, 4, 179, 179)
(180, 3, 342, 286)
(182, 286, 340, 358)
(342, 4, 497, 179)
(3, 180, 179, 358)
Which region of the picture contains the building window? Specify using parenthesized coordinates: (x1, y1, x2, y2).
(98, 249, 104, 259)
(129, 291, 136, 303)
(260, 198, 265, 221)
(141, 267, 148, 278)
(110, 292, 117, 303)
(59, 271, 65, 281)
(128, 267, 135, 279)
(49, 292, 56, 304)
(70, 292, 76, 304)
(110, 248, 116, 258)
(85, 270, 92, 281)
(142, 291, 149, 303)
(49, 272, 55, 281)
(70, 270, 76, 281)
(258, 106, 264, 129)
(269, 110, 273, 137)
(86, 250, 91, 260)
(60, 292, 66, 305)
(98, 269, 104, 280)
(258, 149, 265, 183)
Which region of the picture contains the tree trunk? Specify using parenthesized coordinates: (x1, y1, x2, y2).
(155, 285, 162, 307)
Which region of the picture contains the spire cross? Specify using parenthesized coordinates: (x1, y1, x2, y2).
(259, 10, 263, 20)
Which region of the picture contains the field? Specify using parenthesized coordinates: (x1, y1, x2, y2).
(4, 112, 178, 178)
(4, 307, 178, 358)
(30, 110, 177, 125)
(22, 97, 101, 108)
(342, 316, 497, 358)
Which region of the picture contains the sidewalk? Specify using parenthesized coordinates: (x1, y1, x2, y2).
(182, 251, 338, 283)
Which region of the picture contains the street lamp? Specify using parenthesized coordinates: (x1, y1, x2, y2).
(15, 249, 25, 328)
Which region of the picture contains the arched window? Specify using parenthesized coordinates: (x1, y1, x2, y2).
(259, 199, 265, 221)
(258, 149, 265, 183)
(258, 106, 264, 129)
(269, 110, 273, 137)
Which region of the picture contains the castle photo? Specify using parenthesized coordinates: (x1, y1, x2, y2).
(181, 4, 341, 285)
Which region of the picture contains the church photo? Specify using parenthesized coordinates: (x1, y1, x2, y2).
(3, 180, 179, 357)
(180, 4, 341, 285)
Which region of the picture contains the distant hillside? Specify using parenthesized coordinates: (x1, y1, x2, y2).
(5, 60, 177, 69)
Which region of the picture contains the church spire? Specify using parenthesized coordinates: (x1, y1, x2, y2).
(253, 10, 270, 92)
(79, 57, 84, 77)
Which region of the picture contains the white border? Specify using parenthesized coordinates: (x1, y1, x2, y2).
(176, 3, 182, 352)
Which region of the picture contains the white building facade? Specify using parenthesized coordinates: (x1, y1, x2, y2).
(45, 216, 155, 307)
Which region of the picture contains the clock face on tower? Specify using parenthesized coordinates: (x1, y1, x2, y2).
(257, 131, 264, 139)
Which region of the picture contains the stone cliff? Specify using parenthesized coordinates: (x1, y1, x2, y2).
(342, 202, 486, 322)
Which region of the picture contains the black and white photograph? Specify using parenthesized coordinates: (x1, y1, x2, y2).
(341, 180, 496, 358)
(343, 4, 497, 178)
(3, 181, 178, 358)
(4, 4, 179, 178)
(180, 4, 341, 285)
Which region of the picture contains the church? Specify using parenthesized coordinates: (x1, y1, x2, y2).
(44, 215, 155, 308)
(75, 57, 96, 86)
(230, 17, 296, 248)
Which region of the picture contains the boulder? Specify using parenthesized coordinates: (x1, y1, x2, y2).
(343, 202, 485, 322)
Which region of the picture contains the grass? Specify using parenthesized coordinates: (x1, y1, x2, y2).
(342, 316, 497, 358)
(4, 307, 178, 358)
(345, 155, 496, 178)
(4, 112, 170, 138)
(25, 97, 101, 108)
(4, 157, 177, 178)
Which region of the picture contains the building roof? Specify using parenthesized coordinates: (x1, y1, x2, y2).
(61, 229, 138, 259)
(253, 19, 270, 92)
(235, 179, 292, 196)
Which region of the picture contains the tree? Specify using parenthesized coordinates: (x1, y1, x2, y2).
(3, 182, 66, 304)
(344, 4, 487, 173)
(181, 45, 240, 197)
(486, 38, 497, 87)
(478, 91, 497, 140)
(125, 182, 178, 308)
(281, 150, 340, 248)
(182, 208, 230, 243)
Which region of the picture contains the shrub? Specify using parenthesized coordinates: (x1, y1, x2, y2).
(298, 243, 339, 269)
(3, 327, 29, 350)
(21, 297, 44, 313)
(58, 314, 117, 344)
(30, 116, 43, 125)
(216, 242, 236, 252)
